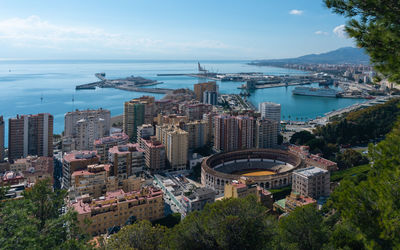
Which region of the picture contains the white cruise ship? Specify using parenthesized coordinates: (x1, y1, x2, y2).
(292, 86, 339, 98)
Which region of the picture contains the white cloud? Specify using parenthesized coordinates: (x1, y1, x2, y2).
(0, 16, 234, 57)
(333, 24, 347, 38)
(289, 9, 303, 15)
(315, 30, 328, 35)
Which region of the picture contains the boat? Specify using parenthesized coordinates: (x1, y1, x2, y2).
(292, 86, 339, 98)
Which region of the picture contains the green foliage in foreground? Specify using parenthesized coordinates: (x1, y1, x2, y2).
(152, 213, 181, 228)
(328, 121, 400, 249)
(324, 0, 400, 84)
(0, 179, 92, 250)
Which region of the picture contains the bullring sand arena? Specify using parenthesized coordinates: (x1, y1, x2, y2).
(235, 170, 276, 176)
(201, 148, 304, 193)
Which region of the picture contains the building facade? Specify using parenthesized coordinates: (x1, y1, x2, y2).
(203, 91, 218, 105)
(224, 178, 274, 209)
(180, 103, 213, 121)
(137, 124, 154, 148)
(237, 115, 255, 149)
(181, 187, 215, 213)
(10, 156, 54, 185)
(64, 109, 111, 150)
(292, 166, 330, 199)
(142, 137, 166, 173)
(213, 115, 239, 152)
(94, 133, 129, 163)
(70, 164, 117, 199)
(123, 96, 155, 142)
(182, 120, 208, 150)
(194, 81, 217, 102)
(62, 151, 100, 189)
(156, 125, 188, 171)
(8, 113, 53, 161)
(108, 143, 145, 180)
(258, 102, 281, 133)
(255, 118, 278, 148)
(70, 187, 164, 235)
(259, 102, 281, 122)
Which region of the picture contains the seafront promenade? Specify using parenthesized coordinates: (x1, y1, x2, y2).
(310, 95, 395, 125)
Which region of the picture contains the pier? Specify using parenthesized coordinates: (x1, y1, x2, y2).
(76, 73, 175, 94)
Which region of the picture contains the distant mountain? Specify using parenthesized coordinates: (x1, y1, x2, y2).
(251, 47, 370, 65)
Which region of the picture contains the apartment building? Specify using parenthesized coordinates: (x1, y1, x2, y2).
(70, 187, 164, 235)
(8, 113, 53, 161)
(292, 166, 330, 199)
(93, 133, 129, 163)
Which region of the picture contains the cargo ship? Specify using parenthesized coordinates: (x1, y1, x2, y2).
(292, 86, 339, 98)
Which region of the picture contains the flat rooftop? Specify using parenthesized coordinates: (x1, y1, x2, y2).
(294, 166, 328, 177)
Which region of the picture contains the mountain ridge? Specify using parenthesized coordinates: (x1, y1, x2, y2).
(251, 47, 370, 65)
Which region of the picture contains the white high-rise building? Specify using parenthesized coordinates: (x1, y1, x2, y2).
(259, 102, 281, 132)
(64, 109, 111, 151)
(259, 102, 281, 122)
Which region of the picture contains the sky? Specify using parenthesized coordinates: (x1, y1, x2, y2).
(0, 0, 355, 60)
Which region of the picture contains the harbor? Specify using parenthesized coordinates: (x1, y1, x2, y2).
(76, 73, 175, 94)
(1, 60, 378, 140)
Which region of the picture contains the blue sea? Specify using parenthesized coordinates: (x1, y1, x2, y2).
(0, 60, 366, 145)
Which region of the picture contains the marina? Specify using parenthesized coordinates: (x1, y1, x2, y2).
(0, 60, 373, 143)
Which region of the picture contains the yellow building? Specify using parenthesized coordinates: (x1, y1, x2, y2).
(183, 120, 208, 150)
(70, 187, 164, 235)
(156, 125, 188, 171)
(155, 114, 188, 126)
(224, 178, 259, 199)
(224, 177, 274, 208)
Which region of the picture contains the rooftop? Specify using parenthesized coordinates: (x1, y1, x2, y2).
(70, 187, 163, 214)
(71, 164, 111, 177)
(94, 132, 129, 145)
(294, 166, 328, 177)
(108, 143, 144, 154)
(63, 151, 99, 163)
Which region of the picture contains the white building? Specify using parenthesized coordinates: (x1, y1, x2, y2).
(64, 109, 111, 151)
(292, 166, 330, 199)
(259, 102, 281, 133)
(259, 102, 281, 122)
(137, 124, 154, 149)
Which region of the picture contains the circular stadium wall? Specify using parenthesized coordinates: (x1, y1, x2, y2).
(201, 148, 304, 193)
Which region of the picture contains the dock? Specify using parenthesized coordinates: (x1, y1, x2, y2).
(76, 73, 175, 94)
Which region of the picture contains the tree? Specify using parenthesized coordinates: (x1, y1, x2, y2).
(106, 220, 167, 250)
(324, 0, 400, 83)
(275, 205, 329, 250)
(329, 121, 400, 249)
(335, 149, 369, 170)
(169, 195, 277, 250)
(290, 130, 315, 145)
(0, 179, 92, 250)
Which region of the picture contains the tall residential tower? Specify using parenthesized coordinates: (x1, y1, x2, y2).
(8, 113, 53, 161)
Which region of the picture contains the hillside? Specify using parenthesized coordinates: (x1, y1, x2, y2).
(251, 47, 370, 65)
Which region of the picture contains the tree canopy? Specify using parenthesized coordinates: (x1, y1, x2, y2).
(324, 0, 400, 83)
(0, 179, 92, 250)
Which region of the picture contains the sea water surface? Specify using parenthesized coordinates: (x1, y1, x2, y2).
(0, 60, 366, 144)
